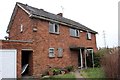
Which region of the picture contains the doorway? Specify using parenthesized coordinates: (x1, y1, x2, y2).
(86, 49, 94, 67)
(78, 50, 81, 67)
(78, 49, 85, 67)
(21, 50, 33, 76)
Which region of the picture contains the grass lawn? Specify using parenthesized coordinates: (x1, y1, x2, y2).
(42, 73, 76, 80)
(80, 67, 106, 79)
(54, 73, 76, 78)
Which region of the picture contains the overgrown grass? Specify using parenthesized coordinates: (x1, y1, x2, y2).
(80, 68, 106, 79)
(54, 73, 76, 78)
(42, 73, 76, 80)
(101, 47, 118, 78)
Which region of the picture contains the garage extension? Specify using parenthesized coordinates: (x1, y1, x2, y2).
(0, 40, 32, 78)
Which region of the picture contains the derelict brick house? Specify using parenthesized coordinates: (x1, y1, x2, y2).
(0, 2, 97, 78)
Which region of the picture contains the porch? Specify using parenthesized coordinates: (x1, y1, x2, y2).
(70, 46, 94, 69)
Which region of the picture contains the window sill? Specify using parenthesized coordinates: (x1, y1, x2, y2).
(49, 32, 60, 35)
(57, 56, 63, 58)
(20, 31, 23, 33)
(87, 39, 92, 40)
(70, 35, 79, 38)
(49, 56, 55, 58)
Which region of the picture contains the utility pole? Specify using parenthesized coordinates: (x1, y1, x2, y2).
(103, 30, 106, 48)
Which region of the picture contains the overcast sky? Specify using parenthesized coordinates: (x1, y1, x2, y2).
(0, 0, 119, 48)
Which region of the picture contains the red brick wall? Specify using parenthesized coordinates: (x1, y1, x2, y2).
(9, 7, 33, 41)
(0, 40, 32, 78)
(7, 6, 97, 77)
(30, 19, 97, 76)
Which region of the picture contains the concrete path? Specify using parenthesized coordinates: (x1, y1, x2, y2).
(73, 69, 86, 80)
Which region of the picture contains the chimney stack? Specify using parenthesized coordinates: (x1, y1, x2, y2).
(57, 13, 63, 17)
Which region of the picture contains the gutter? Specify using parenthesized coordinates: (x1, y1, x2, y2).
(30, 14, 97, 34)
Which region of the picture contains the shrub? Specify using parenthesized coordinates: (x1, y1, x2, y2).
(64, 65, 74, 72)
(94, 48, 110, 67)
(101, 47, 119, 78)
(94, 52, 101, 67)
(51, 68, 61, 75)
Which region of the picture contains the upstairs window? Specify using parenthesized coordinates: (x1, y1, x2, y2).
(49, 22, 59, 34)
(87, 32, 92, 40)
(49, 48, 55, 58)
(70, 28, 79, 37)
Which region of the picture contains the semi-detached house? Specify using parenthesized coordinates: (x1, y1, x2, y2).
(0, 2, 98, 78)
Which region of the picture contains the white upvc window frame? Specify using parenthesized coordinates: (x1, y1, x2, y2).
(49, 48, 55, 58)
(20, 24, 23, 33)
(87, 32, 92, 40)
(70, 28, 79, 37)
(49, 22, 59, 34)
(87, 49, 93, 54)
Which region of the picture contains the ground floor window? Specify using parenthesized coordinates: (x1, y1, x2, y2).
(57, 48, 63, 57)
(49, 48, 55, 58)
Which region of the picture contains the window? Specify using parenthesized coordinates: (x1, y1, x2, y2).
(49, 22, 59, 34)
(86, 49, 93, 56)
(20, 24, 23, 33)
(87, 32, 91, 40)
(70, 28, 79, 37)
(58, 48, 63, 57)
(87, 49, 93, 53)
(49, 48, 55, 58)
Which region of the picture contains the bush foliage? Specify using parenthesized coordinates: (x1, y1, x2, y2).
(64, 66, 74, 72)
(101, 47, 119, 78)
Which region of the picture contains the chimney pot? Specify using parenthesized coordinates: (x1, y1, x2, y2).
(57, 13, 63, 17)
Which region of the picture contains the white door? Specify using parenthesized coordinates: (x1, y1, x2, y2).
(0, 49, 17, 79)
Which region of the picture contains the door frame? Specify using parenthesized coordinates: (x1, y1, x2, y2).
(21, 49, 33, 76)
(86, 49, 94, 68)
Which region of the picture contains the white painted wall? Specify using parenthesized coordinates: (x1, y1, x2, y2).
(0, 49, 17, 79)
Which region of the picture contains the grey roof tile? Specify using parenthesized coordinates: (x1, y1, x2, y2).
(17, 2, 97, 34)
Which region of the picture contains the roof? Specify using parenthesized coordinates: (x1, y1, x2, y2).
(7, 2, 98, 34)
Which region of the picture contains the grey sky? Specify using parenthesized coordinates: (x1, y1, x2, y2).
(0, 0, 118, 48)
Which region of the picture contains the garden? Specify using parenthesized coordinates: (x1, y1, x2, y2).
(41, 65, 76, 79)
(40, 47, 119, 79)
(81, 47, 119, 79)
(80, 68, 105, 79)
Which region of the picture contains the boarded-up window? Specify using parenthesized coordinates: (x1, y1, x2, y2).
(58, 48, 63, 57)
